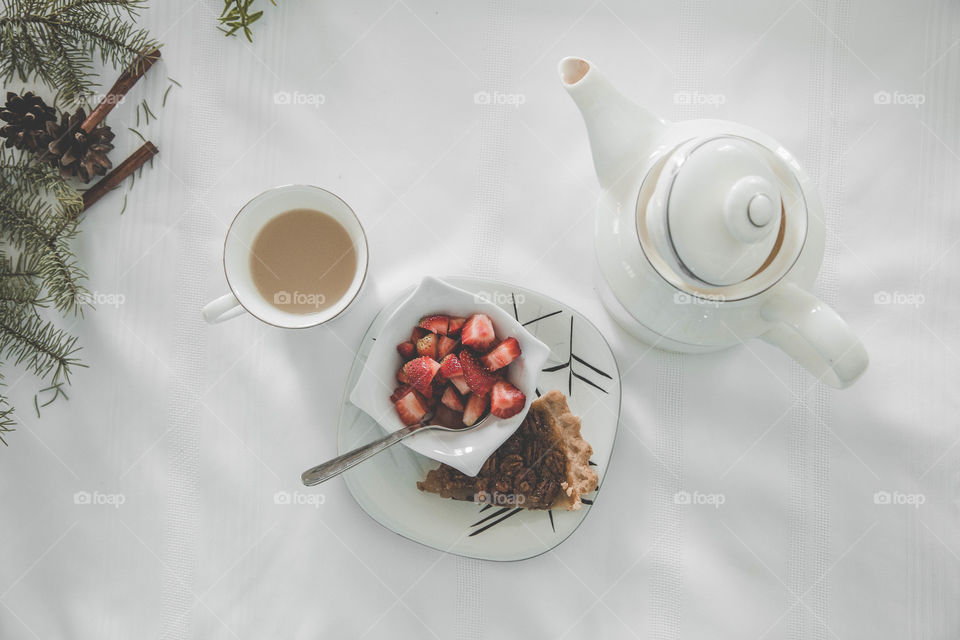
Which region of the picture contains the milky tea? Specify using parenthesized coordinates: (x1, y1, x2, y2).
(249, 208, 357, 314)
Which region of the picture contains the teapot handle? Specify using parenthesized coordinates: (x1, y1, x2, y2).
(759, 283, 868, 389)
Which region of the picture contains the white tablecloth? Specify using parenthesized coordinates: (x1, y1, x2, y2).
(2, 1, 958, 638)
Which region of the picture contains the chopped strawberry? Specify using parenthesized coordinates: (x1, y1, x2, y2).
(462, 393, 489, 426)
(480, 337, 521, 371)
(460, 314, 496, 351)
(459, 349, 498, 396)
(395, 392, 428, 426)
(397, 367, 408, 383)
(411, 327, 429, 342)
(402, 356, 441, 394)
(438, 335, 458, 359)
(441, 386, 465, 412)
(447, 316, 467, 336)
(390, 385, 414, 403)
(397, 341, 416, 360)
(419, 314, 450, 335)
(416, 333, 438, 359)
(439, 354, 462, 378)
(489, 380, 526, 419)
(448, 374, 471, 395)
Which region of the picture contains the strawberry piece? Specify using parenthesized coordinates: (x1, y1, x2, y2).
(462, 393, 489, 426)
(448, 374, 471, 395)
(402, 356, 440, 394)
(416, 334, 438, 359)
(460, 314, 497, 351)
(439, 354, 462, 378)
(441, 386, 465, 412)
(447, 316, 467, 336)
(459, 349, 498, 396)
(437, 335, 458, 359)
(419, 315, 450, 335)
(411, 327, 429, 342)
(489, 380, 526, 419)
(397, 367, 408, 383)
(395, 392, 428, 426)
(480, 336, 521, 371)
(397, 341, 416, 360)
(390, 385, 414, 403)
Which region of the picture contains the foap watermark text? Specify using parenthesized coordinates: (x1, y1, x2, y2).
(873, 90, 925, 108)
(474, 90, 525, 108)
(874, 490, 925, 508)
(79, 290, 126, 308)
(673, 91, 726, 108)
(74, 490, 126, 508)
(274, 91, 325, 108)
(674, 490, 726, 508)
(874, 290, 924, 308)
(274, 490, 325, 508)
(673, 291, 724, 307)
(474, 290, 525, 306)
(274, 290, 326, 309)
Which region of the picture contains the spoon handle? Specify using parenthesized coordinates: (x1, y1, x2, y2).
(301, 423, 424, 486)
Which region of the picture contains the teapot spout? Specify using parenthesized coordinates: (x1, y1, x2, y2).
(559, 57, 665, 189)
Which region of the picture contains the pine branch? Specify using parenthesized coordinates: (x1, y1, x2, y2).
(0, 304, 83, 386)
(0, 148, 87, 313)
(0, 0, 160, 106)
(0, 0, 163, 444)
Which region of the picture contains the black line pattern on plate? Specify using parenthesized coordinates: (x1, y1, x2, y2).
(541, 316, 612, 395)
(471, 507, 512, 527)
(469, 508, 523, 536)
(522, 309, 563, 326)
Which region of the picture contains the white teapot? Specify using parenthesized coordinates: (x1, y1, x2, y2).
(559, 57, 867, 388)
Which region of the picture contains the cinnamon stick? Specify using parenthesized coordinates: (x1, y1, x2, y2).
(82, 142, 159, 210)
(38, 48, 161, 164)
(82, 48, 162, 133)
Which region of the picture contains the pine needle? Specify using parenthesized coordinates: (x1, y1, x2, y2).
(141, 98, 155, 124)
(219, 0, 276, 43)
(127, 127, 147, 143)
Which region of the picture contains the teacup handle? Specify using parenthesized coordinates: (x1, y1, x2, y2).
(760, 283, 868, 389)
(201, 292, 246, 324)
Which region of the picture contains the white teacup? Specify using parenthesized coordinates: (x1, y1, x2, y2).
(202, 185, 368, 328)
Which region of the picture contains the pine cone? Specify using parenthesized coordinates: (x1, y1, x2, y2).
(0, 91, 57, 153)
(45, 108, 115, 183)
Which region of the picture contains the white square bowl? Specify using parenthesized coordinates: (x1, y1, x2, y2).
(349, 276, 551, 476)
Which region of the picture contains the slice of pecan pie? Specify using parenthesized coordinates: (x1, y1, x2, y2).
(416, 390, 598, 510)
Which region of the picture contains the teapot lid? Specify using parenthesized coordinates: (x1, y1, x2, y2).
(644, 135, 803, 288)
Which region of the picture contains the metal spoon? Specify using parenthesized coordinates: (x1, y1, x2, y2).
(301, 414, 491, 486)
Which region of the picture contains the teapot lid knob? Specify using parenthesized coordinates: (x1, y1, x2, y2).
(748, 193, 776, 227)
(724, 175, 778, 243)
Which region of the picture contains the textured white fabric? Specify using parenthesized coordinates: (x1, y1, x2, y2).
(1, 1, 958, 638)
